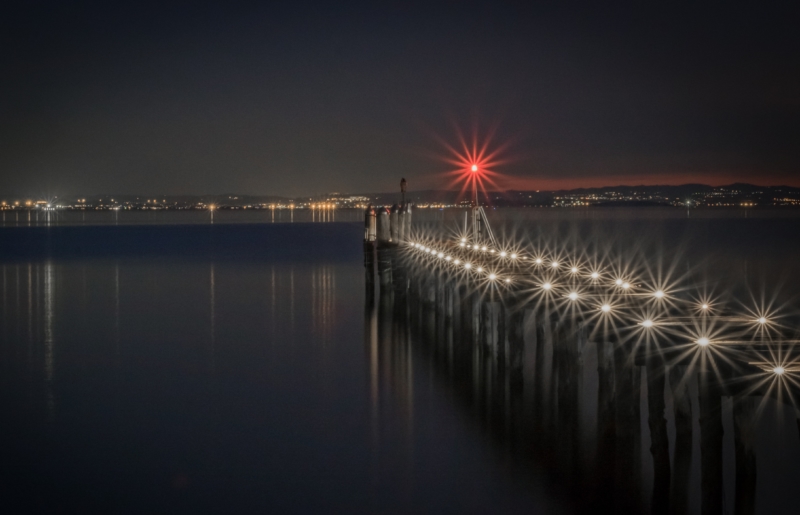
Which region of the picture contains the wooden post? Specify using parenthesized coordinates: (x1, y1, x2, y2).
(733, 396, 758, 515)
(699, 365, 724, 515)
(376, 207, 392, 290)
(596, 327, 617, 509)
(646, 355, 671, 515)
(363, 207, 376, 299)
(613, 340, 643, 513)
(389, 204, 400, 242)
(506, 296, 524, 391)
(669, 363, 693, 513)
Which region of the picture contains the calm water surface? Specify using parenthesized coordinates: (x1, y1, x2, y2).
(0, 210, 798, 513)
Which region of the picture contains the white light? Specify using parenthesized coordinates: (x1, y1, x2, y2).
(615, 278, 623, 286)
(774, 366, 785, 375)
(758, 317, 767, 324)
(701, 304, 709, 310)
(591, 272, 600, 279)
(622, 282, 631, 289)
(454, 259, 461, 265)
(568, 292, 578, 300)
(437, 252, 444, 258)
(467, 245, 472, 249)
(500, 251, 507, 257)
(445, 256, 452, 261)
(641, 320, 654, 328)
(471, 164, 478, 172)
(481, 246, 487, 251)
(571, 267, 578, 273)
(460, 242, 465, 247)
(654, 290, 665, 298)
(535, 258, 543, 264)
(490, 249, 495, 254)
(601, 304, 611, 312)
(505, 278, 511, 283)
(476, 267, 484, 272)
(551, 262, 559, 268)
(464, 263, 472, 269)
(461, 238, 466, 243)
(697, 337, 710, 346)
(488, 273, 497, 280)
(542, 282, 552, 290)
(510, 253, 517, 259)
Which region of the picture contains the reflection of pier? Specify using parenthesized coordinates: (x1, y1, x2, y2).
(363, 205, 800, 514)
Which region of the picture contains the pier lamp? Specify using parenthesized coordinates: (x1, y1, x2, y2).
(654, 290, 665, 299)
(471, 164, 478, 172)
(454, 259, 461, 265)
(757, 317, 768, 325)
(601, 304, 611, 313)
(464, 263, 472, 269)
(571, 267, 578, 274)
(696, 337, 710, 347)
(551, 261, 559, 268)
(774, 366, 785, 376)
(622, 282, 631, 290)
(641, 320, 654, 328)
(591, 272, 600, 279)
(510, 253, 517, 259)
(701, 304, 709, 310)
(542, 282, 552, 291)
(535, 258, 543, 265)
(615, 278, 623, 286)
(476, 267, 484, 272)
(568, 292, 579, 301)
(488, 273, 497, 280)
(500, 251, 507, 257)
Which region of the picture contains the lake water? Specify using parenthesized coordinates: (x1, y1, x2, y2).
(1, 209, 798, 513)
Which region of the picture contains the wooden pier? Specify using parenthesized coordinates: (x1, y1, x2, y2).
(363, 202, 799, 515)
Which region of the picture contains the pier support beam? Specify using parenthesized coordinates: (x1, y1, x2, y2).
(733, 396, 758, 515)
(646, 355, 670, 515)
(669, 363, 693, 513)
(699, 366, 724, 515)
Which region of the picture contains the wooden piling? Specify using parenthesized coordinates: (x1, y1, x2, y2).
(699, 366, 724, 515)
(733, 396, 758, 515)
(669, 363, 693, 514)
(646, 355, 671, 515)
(363, 207, 376, 298)
(376, 207, 393, 289)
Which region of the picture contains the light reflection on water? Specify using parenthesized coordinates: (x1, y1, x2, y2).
(0, 212, 798, 513)
(0, 256, 553, 513)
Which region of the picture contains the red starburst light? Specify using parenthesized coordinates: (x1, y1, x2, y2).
(434, 125, 512, 206)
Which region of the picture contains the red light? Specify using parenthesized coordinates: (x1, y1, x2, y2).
(434, 126, 512, 205)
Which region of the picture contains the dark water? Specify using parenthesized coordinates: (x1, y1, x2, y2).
(1, 211, 798, 513)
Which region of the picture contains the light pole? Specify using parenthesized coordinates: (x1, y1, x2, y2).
(469, 164, 496, 247)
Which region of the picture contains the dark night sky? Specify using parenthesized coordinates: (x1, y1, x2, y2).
(2, 1, 798, 197)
